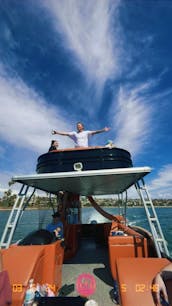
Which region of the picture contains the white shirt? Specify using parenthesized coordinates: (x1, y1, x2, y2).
(68, 130, 91, 147)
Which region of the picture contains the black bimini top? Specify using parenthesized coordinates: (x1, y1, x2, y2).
(12, 167, 151, 196)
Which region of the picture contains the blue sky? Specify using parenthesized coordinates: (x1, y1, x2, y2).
(0, 0, 172, 198)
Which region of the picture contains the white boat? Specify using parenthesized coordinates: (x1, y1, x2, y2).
(0, 147, 171, 306)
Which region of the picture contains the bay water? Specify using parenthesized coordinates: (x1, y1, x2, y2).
(0, 207, 171, 255)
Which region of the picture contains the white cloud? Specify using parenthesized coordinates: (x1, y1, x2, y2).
(0, 73, 74, 153)
(0, 67, 75, 194)
(0, 171, 45, 197)
(0, 172, 18, 195)
(43, 0, 121, 91)
(149, 164, 172, 198)
(0, 61, 77, 191)
(110, 164, 172, 199)
(112, 82, 153, 156)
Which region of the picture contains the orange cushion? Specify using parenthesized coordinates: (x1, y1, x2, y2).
(116, 258, 170, 306)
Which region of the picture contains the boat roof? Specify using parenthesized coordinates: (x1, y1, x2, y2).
(12, 167, 151, 196)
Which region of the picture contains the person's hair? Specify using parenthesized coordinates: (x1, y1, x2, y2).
(77, 122, 84, 128)
(52, 212, 60, 218)
(51, 140, 56, 145)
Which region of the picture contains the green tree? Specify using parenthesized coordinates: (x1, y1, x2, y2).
(1, 189, 17, 207)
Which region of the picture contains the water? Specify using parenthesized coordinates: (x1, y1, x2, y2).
(0, 207, 172, 255)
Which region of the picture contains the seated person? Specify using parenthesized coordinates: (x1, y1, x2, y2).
(48, 140, 59, 152)
(152, 262, 172, 306)
(46, 212, 64, 239)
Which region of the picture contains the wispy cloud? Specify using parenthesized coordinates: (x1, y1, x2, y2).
(0, 67, 74, 194)
(43, 0, 121, 91)
(0, 172, 18, 194)
(0, 71, 73, 153)
(149, 164, 172, 198)
(112, 82, 153, 155)
(118, 164, 172, 199)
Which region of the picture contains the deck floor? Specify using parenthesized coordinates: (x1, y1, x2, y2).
(61, 237, 119, 306)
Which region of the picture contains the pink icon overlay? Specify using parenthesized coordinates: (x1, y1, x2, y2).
(76, 273, 96, 297)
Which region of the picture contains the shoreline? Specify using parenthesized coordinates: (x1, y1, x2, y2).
(0, 205, 172, 211)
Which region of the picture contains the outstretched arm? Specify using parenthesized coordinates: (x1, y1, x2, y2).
(90, 127, 110, 135)
(52, 130, 70, 136)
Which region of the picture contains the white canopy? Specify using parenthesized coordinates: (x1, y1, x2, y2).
(12, 167, 151, 196)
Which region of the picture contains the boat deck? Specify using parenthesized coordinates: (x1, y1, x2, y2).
(61, 237, 118, 306)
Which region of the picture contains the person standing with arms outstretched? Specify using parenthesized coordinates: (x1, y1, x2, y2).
(52, 122, 110, 148)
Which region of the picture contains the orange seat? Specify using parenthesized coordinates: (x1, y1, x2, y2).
(108, 222, 148, 279)
(1, 240, 64, 306)
(116, 258, 170, 306)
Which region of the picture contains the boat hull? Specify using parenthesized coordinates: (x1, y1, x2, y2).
(36, 147, 133, 173)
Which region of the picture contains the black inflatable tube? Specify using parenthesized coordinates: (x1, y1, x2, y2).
(36, 147, 133, 174)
